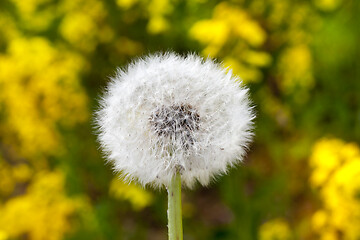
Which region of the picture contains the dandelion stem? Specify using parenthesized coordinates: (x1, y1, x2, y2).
(167, 172, 183, 240)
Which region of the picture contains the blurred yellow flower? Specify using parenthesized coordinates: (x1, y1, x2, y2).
(276, 43, 314, 103)
(58, 0, 108, 50)
(310, 139, 359, 187)
(190, 20, 229, 47)
(267, 1, 289, 28)
(278, 44, 314, 94)
(0, 171, 77, 240)
(116, 0, 138, 9)
(0, 37, 88, 158)
(0, 231, 8, 240)
(146, 0, 172, 34)
(314, 0, 342, 11)
(190, 2, 268, 82)
(109, 178, 154, 211)
(242, 50, 272, 67)
(9, 0, 50, 14)
(215, 2, 266, 46)
(12, 164, 33, 183)
(223, 57, 263, 83)
(60, 12, 97, 51)
(190, 2, 266, 48)
(310, 138, 360, 240)
(312, 210, 328, 231)
(259, 218, 292, 240)
(8, 0, 56, 31)
(0, 161, 16, 196)
(147, 0, 173, 16)
(147, 16, 169, 34)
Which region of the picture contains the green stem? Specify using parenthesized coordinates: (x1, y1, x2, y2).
(167, 172, 183, 240)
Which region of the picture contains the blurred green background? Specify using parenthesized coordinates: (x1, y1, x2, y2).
(0, 0, 359, 239)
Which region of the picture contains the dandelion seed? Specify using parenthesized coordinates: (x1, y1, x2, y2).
(95, 52, 255, 188)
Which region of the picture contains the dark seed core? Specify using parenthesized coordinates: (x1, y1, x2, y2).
(149, 104, 200, 147)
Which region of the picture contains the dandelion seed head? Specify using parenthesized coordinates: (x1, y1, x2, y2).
(95, 52, 255, 188)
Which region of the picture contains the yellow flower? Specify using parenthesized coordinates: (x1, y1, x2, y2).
(116, 0, 138, 9)
(147, 0, 173, 16)
(109, 178, 154, 211)
(12, 164, 33, 183)
(60, 12, 96, 51)
(314, 0, 342, 11)
(9, 0, 50, 15)
(190, 2, 268, 82)
(223, 57, 263, 83)
(242, 50, 272, 67)
(259, 218, 292, 240)
(0, 161, 15, 196)
(0, 231, 8, 240)
(310, 138, 360, 239)
(278, 44, 314, 95)
(0, 171, 78, 240)
(190, 20, 229, 47)
(0, 37, 88, 158)
(147, 16, 169, 34)
(312, 210, 328, 231)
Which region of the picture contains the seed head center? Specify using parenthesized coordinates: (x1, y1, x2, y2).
(149, 104, 200, 146)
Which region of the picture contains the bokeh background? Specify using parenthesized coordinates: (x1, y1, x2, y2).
(0, 0, 359, 239)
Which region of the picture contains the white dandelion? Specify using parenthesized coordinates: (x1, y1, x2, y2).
(96, 52, 255, 240)
(96, 52, 255, 189)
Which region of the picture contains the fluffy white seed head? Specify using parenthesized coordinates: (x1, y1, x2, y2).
(95, 52, 255, 188)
